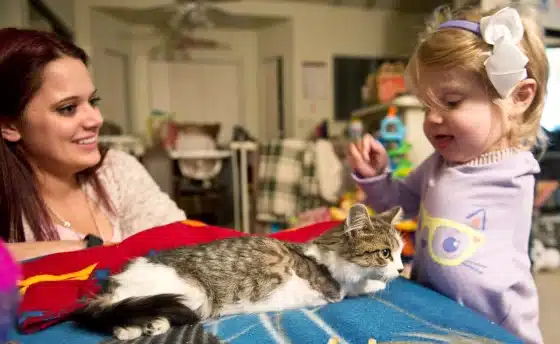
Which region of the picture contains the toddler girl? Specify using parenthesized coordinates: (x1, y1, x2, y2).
(349, 4, 548, 344)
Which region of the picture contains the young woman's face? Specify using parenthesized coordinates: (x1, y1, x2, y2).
(417, 67, 510, 163)
(4, 56, 103, 175)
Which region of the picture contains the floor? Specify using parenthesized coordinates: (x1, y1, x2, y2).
(536, 271, 560, 343)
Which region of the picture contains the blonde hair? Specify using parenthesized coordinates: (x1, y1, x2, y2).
(406, 2, 549, 150)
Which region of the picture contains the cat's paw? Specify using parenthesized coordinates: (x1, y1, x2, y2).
(362, 280, 386, 294)
(114, 326, 142, 340)
(143, 318, 171, 336)
(325, 290, 344, 303)
(321, 285, 344, 303)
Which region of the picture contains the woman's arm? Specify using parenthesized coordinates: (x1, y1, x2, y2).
(6, 240, 86, 262)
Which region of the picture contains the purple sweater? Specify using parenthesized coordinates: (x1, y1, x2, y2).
(354, 149, 542, 344)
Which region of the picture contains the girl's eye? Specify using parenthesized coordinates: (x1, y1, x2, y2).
(443, 94, 463, 109)
(446, 100, 462, 109)
(57, 104, 77, 115)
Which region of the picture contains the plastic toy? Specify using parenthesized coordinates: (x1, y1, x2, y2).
(395, 218, 418, 259)
(330, 190, 374, 221)
(389, 142, 413, 178)
(0, 239, 20, 342)
(378, 106, 413, 179)
(378, 106, 405, 153)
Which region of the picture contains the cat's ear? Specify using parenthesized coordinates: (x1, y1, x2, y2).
(376, 206, 403, 225)
(344, 203, 371, 237)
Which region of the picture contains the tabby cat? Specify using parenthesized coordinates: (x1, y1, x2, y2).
(72, 204, 404, 340)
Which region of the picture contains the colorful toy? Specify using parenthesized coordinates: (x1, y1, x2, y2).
(378, 106, 413, 179)
(378, 106, 405, 152)
(389, 142, 413, 178)
(330, 190, 374, 221)
(0, 239, 20, 342)
(395, 218, 418, 259)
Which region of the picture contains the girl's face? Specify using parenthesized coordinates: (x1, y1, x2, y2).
(417, 68, 510, 164)
(2, 56, 103, 176)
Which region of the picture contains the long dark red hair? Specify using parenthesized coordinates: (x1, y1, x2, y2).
(0, 28, 112, 243)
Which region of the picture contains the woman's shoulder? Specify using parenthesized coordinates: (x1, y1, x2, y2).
(102, 148, 141, 168)
(92, 149, 147, 200)
(97, 149, 144, 178)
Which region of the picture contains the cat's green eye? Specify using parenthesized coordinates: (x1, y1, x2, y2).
(380, 249, 391, 259)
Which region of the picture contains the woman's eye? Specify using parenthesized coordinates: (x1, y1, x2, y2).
(57, 104, 77, 115)
(89, 97, 101, 107)
(381, 249, 391, 259)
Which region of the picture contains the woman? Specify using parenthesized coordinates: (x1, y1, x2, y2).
(0, 28, 186, 261)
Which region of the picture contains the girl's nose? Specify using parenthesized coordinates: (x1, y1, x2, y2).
(425, 109, 444, 124)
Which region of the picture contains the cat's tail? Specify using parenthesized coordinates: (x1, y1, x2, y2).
(70, 293, 200, 333)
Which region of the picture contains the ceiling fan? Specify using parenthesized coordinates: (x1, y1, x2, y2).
(166, 0, 238, 31)
(113, 0, 236, 59)
(155, 0, 237, 55)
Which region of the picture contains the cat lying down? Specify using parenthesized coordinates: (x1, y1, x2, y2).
(71, 204, 404, 340)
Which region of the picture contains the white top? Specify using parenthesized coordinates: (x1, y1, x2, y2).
(23, 149, 187, 242)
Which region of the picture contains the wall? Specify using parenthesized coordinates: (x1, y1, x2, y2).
(0, 0, 28, 27)
(291, 5, 424, 137)
(257, 20, 293, 139)
(42, 0, 75, 29)
(88, 9, 134, 132)
(217, 1, 426, 138)
(128, 27, 260, 140)
(90, 9, 132, 61)
(481, 0, 560, 30)
(79, 0, 427, 140)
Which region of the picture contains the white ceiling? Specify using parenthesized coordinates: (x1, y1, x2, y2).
(97, 5, 287, 30)
(96, 0, 452, 31)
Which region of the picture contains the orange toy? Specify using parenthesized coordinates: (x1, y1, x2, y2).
(395, 219, 417, 257)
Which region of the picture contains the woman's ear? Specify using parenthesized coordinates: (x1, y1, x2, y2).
(509, 78, 537, 118)
(1, 121, 21, 142)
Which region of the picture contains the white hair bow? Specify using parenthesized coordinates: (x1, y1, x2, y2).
(480, 7, 529, 98)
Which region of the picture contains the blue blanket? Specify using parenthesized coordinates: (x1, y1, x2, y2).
(9, 278, 521, 344)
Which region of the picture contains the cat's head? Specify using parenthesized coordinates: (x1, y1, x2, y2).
(339, 204, 404, 280)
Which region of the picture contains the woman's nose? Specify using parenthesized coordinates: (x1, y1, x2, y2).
(83, 107, 103, 129)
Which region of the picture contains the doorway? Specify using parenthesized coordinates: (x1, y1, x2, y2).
(261, 56, 285, 139)
(95, 49, 132, 133)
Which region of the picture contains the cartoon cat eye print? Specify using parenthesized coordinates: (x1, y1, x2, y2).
(420, 206, 486, 268)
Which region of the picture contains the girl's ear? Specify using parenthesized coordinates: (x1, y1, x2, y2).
(509, 78, 537, 118)
(1, 121, 21, 142)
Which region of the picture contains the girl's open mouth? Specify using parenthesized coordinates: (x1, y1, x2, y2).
(434, 135, 454, 149)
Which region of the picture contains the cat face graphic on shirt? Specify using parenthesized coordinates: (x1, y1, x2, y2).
(419, 205, 486, 273)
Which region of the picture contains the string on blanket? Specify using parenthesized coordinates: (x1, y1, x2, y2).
(327, 337, 377, 344)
